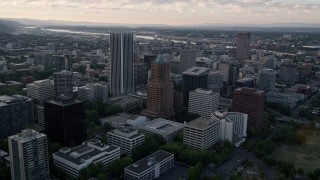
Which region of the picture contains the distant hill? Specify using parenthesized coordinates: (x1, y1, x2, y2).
(0, 19, 24, 33)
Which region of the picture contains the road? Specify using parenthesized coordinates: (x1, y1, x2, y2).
(233, 148, 275, 180)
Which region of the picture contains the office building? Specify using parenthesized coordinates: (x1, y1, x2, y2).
(207, 71, 223, 93)
(53, 70, 73, 98)
(257, 69, 277, 92)
(107, 128, 145, 155)
(124, 150, 174, 180)
(144, 54, 157, 70)
(183, 117, 221, 150)
(236, 32, 250, 62)
(143, 55, 174, 119)
(182, 66, 209, 106)
(110, 33, 134, 96)
(218, 60, 239, 86)
(232, 88, 265, 128)
(180, 49, 197, 73)
(266, 91, 298, 109)
(188, 88, 220, 118)
(8, 129, 50, 180)
(26, 79, 55, 102)
(53, 139, 120, 177)
(109, 96, 143, 113)
(138, 118, 184, 143)
(44, 97, 86, 146)
(134, 63, 148, 91)
(279, 62, 299, 85)
(226, 112, 248, 137)
(77, 82, 108, 103)
(235, 78, 255, 88)
(0, 95, 33, 138)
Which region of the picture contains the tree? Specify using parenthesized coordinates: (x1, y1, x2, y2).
(0, 166, 10, 180)
(97, 173, 107, 180)
(86, 110, 99, 124)
(188, 162, 203, 180)
(108, 157, 133, 178)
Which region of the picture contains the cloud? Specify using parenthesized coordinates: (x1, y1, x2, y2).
(0, 0, 319, 15)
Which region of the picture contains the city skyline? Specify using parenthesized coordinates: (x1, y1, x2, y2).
(0, 0, 320, 25)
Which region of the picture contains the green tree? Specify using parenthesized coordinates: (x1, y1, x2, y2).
(188, 162, 203, 180)
(108, 157, 133, 178)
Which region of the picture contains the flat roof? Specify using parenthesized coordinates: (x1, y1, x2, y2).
(109, 128, 144, 139)
(138, 118, 184, 136)
(234, 87, 264, 95)
(185, 117, 220, 130)
(100, 112, 141, 125)
(46, 98, 83, 107)
(182, 66, 209, 76)
(54, 139, 119, 165)
(125, 150, 173, 174)
(0, 95, 31, 107)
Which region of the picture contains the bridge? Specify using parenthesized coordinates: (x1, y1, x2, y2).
(185, 33, 206, 38)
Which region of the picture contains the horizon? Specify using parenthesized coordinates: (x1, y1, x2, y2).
(0, 0, 320, 26)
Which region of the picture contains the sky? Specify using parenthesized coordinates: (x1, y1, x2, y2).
(0, 0, 320, 25)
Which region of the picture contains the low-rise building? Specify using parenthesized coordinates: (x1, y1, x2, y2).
(100, 113, 147, 129)
(138, 118, 184, 143)
(107, 128, 145, 155)
(109, 96, 143, 112)
(53, 139, 120, 177)
(266, 91, 299, 109)
(124, 150, 174, 180)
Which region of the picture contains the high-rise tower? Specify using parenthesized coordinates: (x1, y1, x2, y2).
(143, 54, 174, 119)
(110, 33, 134, 96)
(8, 129, 50, 180)
(236, 32, 250, 63)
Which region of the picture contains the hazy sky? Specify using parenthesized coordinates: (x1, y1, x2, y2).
(0, 0, 320, 25)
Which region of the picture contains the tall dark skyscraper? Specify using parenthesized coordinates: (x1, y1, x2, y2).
(143, 55, 174, 119)
(236, 32, 250, 63)
(182, 67, 209, 107)
(44, 97, 86, 146)
(110, 33, 134, 96)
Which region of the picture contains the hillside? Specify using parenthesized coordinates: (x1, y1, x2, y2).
(0, 19, 24, 33)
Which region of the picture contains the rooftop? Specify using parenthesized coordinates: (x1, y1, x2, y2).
(234, 88, 264, 95)
(185, 117, 220, 130)
(100, 112, 141, 126)
(10, 129, 46, 143)
(109, 128, 144, 139)
(138, 118, 184, 136)
(0, 95, 31, 107)
(46, 98, 83, 107)
(125, 150, 173, 174)
(154, 54, 170, 64)
(54, 139, 119, 165)
(182, 66, 209, 76)
(193, 88, 219, 95)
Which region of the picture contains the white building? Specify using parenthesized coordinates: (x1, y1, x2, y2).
(124, 150, 174, 180)
(227, 112, 248, 137)
(183, 117, 221, 150)
(107, 128, 145, 155)
(188, 88, 220, 118)
(78, 82, 108, 103)
(8, 129, 50, 180)
(53, 139, 120, 177)
(26, 79, 55, 102)
(211, 112, 233, 143)
(138, 118, 184, 143)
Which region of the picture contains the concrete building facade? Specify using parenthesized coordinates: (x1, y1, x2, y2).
(124, 150, 174, 180)
(188, 88, 220, 118)
(107, 128, 145, 155)
(8, 129, 50, 180)
(53, 139, 120, 177)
